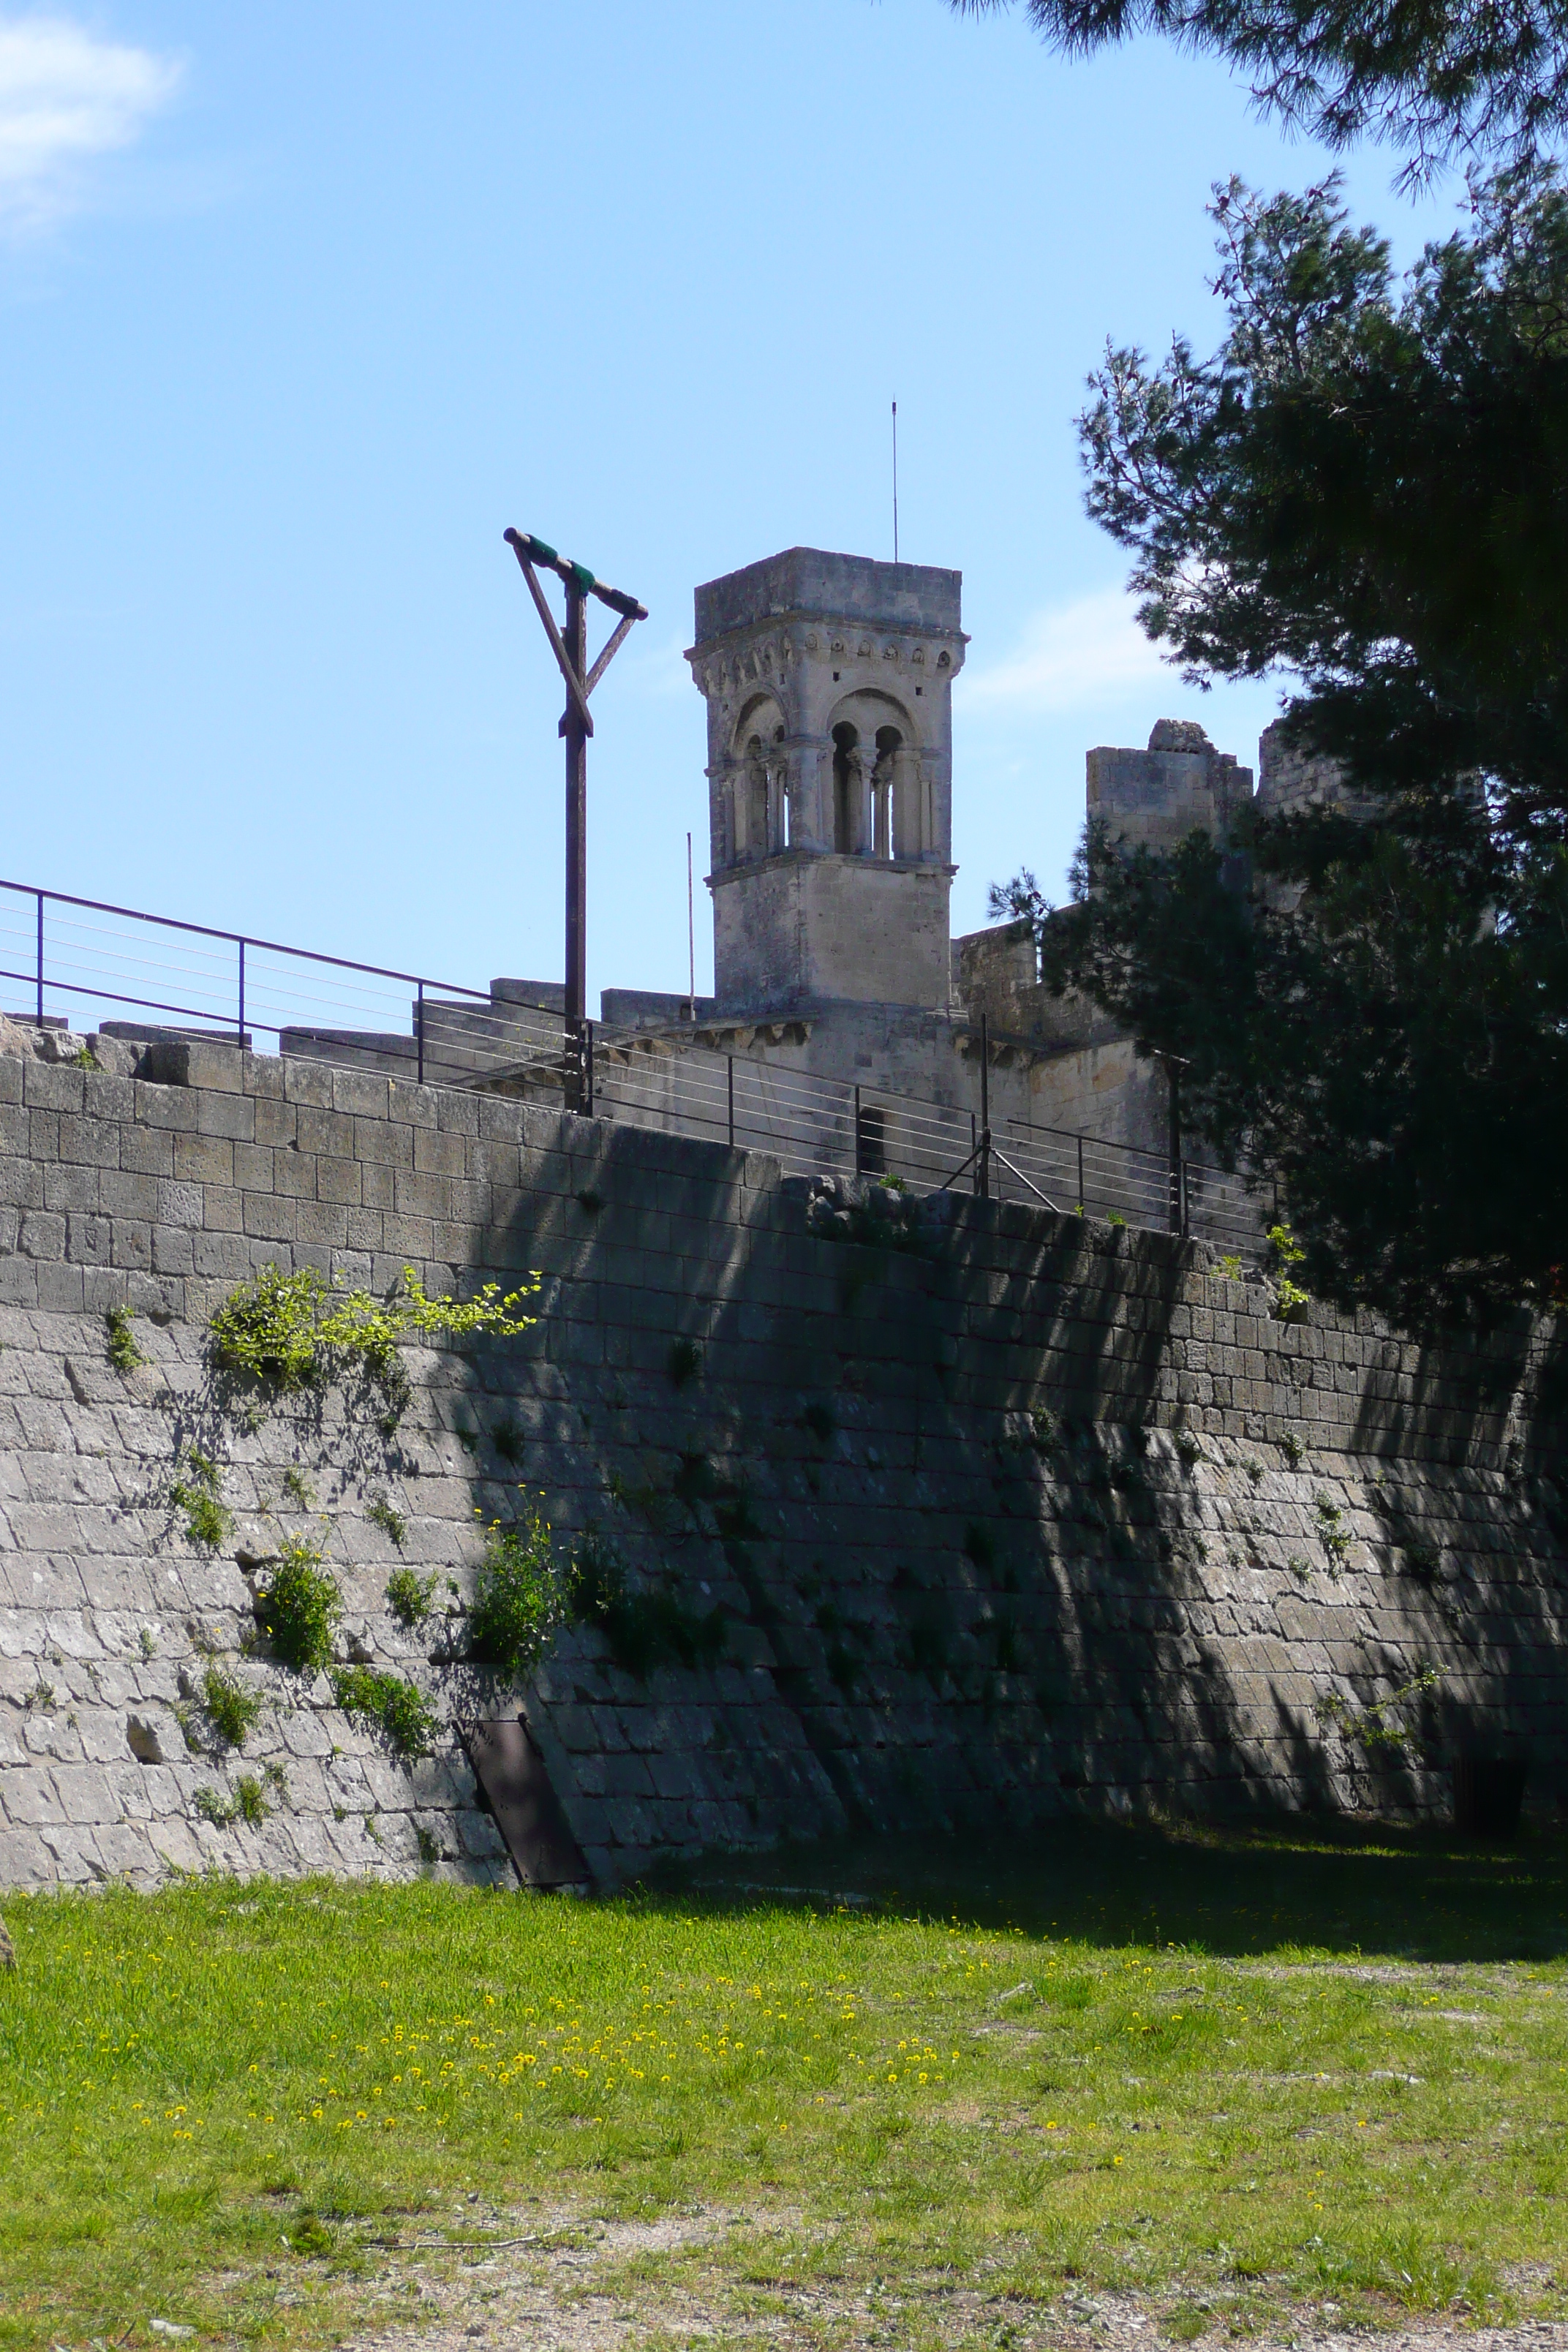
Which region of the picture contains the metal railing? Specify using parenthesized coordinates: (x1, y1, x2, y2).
(0, 876, 1270, 1254)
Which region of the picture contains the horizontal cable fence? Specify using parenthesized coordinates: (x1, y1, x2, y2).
(1, 877, 1270, 1256)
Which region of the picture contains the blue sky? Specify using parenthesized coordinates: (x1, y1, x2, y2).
(1, 2, 1460, 1018)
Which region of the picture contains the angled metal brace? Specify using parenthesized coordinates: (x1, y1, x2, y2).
(509, 543, 595, 736)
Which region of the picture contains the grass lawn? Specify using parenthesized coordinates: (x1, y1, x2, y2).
(3, 1816, 1567, 2351)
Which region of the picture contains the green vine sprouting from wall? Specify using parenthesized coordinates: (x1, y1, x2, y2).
(1314, 1667, 1445, 1755)
(195, 1763, 285, 1829)
(570, 1530, 728, 1680)
(1267, 1225, 1311, 1322)
(207, 1263, 540, 1394)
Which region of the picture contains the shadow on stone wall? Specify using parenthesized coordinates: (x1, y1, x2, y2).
(464, 1145, 1568, 1863)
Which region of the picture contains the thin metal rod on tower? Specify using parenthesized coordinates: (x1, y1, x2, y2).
(892, 399, 899, 563)
(505, 527, 647, 1111)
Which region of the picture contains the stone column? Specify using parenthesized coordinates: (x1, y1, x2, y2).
(783, 734, 829, 851)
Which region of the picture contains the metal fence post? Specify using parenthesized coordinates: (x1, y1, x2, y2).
(854, 1084, 863, 1175)
(1077, 1133, 1085, 1213)
(727, 1055, 734, 1151)
(237, 938, 246, 1045)
(584, 1019, 595, 1117)
(34, 892, 44, 1027)
(416, 981, 425, 1085)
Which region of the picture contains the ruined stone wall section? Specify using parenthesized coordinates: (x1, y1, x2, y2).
(1, 1039, 1565, 1894)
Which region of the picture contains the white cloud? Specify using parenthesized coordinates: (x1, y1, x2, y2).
(0, 14, 182, 230)
(960, 586, 1172, 715)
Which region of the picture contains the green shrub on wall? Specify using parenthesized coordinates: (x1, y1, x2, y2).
(169, 1452, 232, 1551)
(385, 1567, 438, 1629)
(466, 1508, 570, 1680)
(570, 1531, 728, 1681)
(200, 1665, 263, 1750)
(255, 1537, 341, 1674)
(330, 1667, 439, 1758)
(208, 1264, 540, 1393)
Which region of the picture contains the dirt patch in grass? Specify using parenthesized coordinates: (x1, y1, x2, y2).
(341, 2225, 1568, 2352)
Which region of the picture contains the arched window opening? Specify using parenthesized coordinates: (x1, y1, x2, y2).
(872, 725, 901, 860)
(773, 725, 789, 850)
(739, 734, 769, 860)
(832, 722, 862, 853)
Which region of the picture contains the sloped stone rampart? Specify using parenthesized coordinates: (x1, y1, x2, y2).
(1, 1037, 1565, 1891)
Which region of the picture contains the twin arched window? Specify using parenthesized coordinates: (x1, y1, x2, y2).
(737, 724, 788, 859)
(727, 705, 924, 864)
(832, 720, 906, 857)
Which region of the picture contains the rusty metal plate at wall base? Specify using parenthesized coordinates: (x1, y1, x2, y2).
(462, 1717, 592, 1889)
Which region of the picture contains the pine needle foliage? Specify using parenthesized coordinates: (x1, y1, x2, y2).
(1002, 166, 1568, 1326)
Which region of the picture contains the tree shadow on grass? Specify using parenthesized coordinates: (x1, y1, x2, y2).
(657, 1813, 1568, 1964)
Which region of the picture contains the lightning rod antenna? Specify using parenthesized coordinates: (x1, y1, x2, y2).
(687, 831, 696, 1022)
(892, 399, 899, 564)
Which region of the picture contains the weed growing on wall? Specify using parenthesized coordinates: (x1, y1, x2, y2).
(329, 1667, 438, 1759)
(1316, 1494, 1352, 1572)
(170, 1700, 203, 1755)
(208, 1263, 540, 1394)
(366, 1496, 407, 1548)
(962, 1522, 996, 1572)
(1268, 1225, 1311, 1322)
(1028, 1404, 1062, 1459)
(104, 1305, 146, 1373)
(169, 1452, 232, 1551)
(195, 1764, 283, 1828)
(570, 1531, 728, 1681)
(907, 1618, 950, 1681)
(466, 1507, 570, 1679)
(666, 1338, 703, 1390)
(200, 1666, 263, 1751)
(1315, 1667, 1444, 1755)
(255, 1537, 341, 1674)
(385, 1567, 438, 1629)
(281, 1467, 316, 1510)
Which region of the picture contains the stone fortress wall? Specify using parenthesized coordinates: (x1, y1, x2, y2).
(2, 1031, 1566, 1894)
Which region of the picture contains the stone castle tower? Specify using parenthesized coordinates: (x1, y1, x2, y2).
(686, 547, 967, 1014)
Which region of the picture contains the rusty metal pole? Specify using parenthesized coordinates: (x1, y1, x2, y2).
(504, 529, 646, 1116)
(562, 586, 588, 1109)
